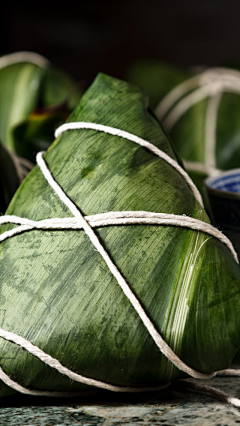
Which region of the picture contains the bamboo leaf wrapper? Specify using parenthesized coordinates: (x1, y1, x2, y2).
(0, 73, 240, 396)
(0, 52, 81, 160)
(155, 67, 240, 178)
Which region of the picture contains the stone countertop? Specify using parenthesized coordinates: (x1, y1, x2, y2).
(1, 377, 240, 425)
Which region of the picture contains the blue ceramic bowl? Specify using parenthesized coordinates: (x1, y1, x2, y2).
(204, 169, 240, 260)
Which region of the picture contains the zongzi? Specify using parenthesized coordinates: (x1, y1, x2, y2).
(0, 73, 240, 398)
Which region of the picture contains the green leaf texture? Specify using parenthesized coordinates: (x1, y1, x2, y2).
(155, 68, 240, 172)
(0, 60, 45, 151)
(126, 60, 190, 110)
(0, 52, 81, 157)
(0, 142, 20, 214)
(13, 106, 68, 163)
(0, 73, 240, 396)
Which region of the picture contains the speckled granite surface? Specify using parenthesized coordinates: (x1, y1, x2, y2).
(1, 377, 240, 425)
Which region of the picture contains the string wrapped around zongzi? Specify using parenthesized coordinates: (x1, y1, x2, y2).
(0, 73, 240, 397)
(155, 67, 240, 188)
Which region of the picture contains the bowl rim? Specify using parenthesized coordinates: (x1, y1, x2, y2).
(204, 168, 240, 199)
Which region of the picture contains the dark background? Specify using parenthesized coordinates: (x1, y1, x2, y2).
(1, 1, 240, 85)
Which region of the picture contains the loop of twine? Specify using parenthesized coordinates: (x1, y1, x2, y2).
(155, 67, 240, 172)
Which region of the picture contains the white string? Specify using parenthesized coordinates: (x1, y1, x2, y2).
(0, 51, 49, 70)
(155, 75, 200, 119)
(0, 328, 170, 395)
(36, 152, 216, 381)
(174, 378, 240, 408)
(183, 161, 221, 177)
(0, 211, 237, 262)
(55, 122, 204, 208)
(155, 67, 240, 180)
(161, 80, 240, 131)
(160, 85, 213, 130)
(0, 365, 93, 398)
(0, 122, 238, 398)
(5, 148, 33, 183)
(156, 67, 240, 125)
(159, 79, 238, 131)
(217, 369, 240, 376)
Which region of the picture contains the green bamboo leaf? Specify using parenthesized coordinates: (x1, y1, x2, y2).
(0, 142, 20, 213)
(13, 105, 68, 163)
(0, 73, 240, 397)
(125, 59, 190, 109)
(0, 52, 81, 158)
(0, 55, 46, 151)
(39, 66, 82, 110)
